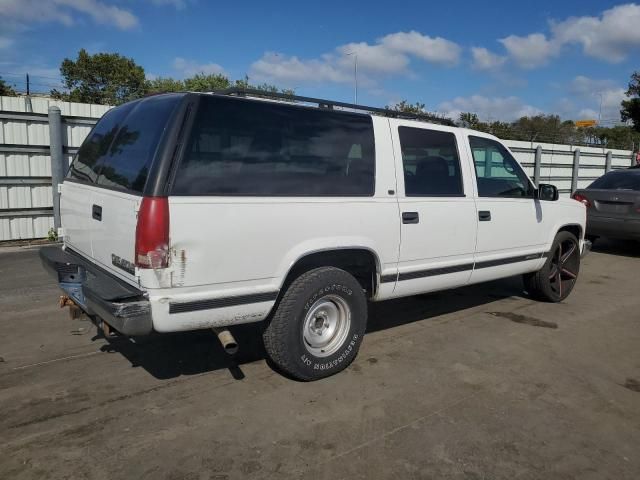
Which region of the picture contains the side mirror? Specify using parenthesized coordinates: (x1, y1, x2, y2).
(537, 183, 559, 201)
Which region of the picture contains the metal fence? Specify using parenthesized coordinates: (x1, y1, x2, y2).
(508, 140, 635, 195)
(0, 95, 636, 241)
(0, 95, 109, 241)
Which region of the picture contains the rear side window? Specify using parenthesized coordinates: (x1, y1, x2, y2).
(172, 97, 375, 196)
(588, 172, 640, 190)
(68, 104, 134, 184)
(68, 95, 180, 192)
(399, 127, 463, 196)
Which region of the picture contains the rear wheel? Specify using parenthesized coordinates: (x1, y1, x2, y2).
(524, 231, 580, 302)
(263, 267, 367, 381)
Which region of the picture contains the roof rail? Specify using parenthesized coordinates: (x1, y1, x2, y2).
(213, 87, 455, 126)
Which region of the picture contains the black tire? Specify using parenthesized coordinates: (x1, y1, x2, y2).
(523, 231, 581, 302)
(263, 267, 367, 381)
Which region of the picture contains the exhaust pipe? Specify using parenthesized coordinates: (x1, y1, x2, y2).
(213, 328, 238, 355)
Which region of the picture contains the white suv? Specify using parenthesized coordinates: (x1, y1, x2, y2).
(40, 90, 587, 380)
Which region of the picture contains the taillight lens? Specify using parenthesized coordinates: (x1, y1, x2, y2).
(135, 197, 170, 269)
(572, 193, 591, 208)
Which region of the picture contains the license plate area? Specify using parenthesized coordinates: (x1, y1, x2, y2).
(594, 201, 631, 214)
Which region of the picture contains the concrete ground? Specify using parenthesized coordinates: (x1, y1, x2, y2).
(0, 241, 638, 480)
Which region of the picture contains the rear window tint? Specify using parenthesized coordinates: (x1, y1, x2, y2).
(68, 95, 180, 192)
(588, 172, 640, 191)
(68, 104, 134, 184)
(172, 97, 375, 196)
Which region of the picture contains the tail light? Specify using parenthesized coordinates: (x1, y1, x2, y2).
(572, 193, 591, 208)
(135, 197, 170, 269)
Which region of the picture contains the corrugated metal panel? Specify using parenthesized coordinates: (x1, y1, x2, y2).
(0, 95, 107, 240)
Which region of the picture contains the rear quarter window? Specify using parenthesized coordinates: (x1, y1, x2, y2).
(172, 97, 375, 196)
(68, 95, 181, 193)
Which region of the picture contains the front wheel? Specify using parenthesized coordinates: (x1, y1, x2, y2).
(523, 231, 581, 302)
(263, 267, 367, 381)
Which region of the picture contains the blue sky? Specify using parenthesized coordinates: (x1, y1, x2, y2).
(1, 0, 639, 123)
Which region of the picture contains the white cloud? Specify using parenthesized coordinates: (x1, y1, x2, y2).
(379, 31, 461, 66)
(499, 33, 559, 69)
(492, 3, 640, 69)
(335, 42, 409, 74)
(250, 52, 351, 85)
(551, 3, 640, 63)
(470, 47, 506, 70)
(0, 0, 138, 30)
(567, 75, 627, 121)
(438, 95, 542, 122)
(172, 57, 226, 77)
(250, 30, 461, 86)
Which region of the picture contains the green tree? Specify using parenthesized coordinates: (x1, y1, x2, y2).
(458, 112, 483, 129)
(510, 114, 575, 143)
(387, 100, 427, 114)
(51, 49, 146, 105)
(183, 73, 231, 92)
(621, 71, 640, 132)
(145, 76, 185, 94)
(0, 76, 16, 96)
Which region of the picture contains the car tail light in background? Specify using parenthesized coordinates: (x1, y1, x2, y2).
(572, 193, 591, 208)
(135, 197, 170, 269)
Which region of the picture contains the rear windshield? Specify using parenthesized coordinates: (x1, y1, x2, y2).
(588, 171, 640, 191)
(68, 95, 180, 193)
(172, 96, 375, 196)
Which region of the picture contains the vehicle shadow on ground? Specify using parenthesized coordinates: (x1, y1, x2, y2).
(100, 276, 527, 381)
(590, 238, 639, 258)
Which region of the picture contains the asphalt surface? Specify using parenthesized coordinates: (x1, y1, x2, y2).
(0, 241, 639, 480)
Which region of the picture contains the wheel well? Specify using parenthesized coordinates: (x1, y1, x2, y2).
(281, 249, 379, 299)
(558, 224, 583, 240)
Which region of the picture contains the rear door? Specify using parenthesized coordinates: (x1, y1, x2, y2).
(62, 95, 181, 282)
(390, 122, 478, 298)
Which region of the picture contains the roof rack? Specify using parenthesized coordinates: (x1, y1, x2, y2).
(213, 87, 455, 127)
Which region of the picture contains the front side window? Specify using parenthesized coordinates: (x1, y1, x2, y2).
(172, 97, 375, 196)
(469, 136, 534, 198)
(399, 127, 463, 196)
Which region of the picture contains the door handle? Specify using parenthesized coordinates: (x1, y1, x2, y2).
(402, 211, 419, 224)
(92, 204, 102, 221)
(478, 210, 491, 221)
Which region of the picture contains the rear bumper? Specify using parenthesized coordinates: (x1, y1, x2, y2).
(586, 215, 640, 240)
(39, 245, 153, 336)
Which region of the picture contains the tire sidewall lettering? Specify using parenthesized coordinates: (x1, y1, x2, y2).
(303, 283, 353, 312)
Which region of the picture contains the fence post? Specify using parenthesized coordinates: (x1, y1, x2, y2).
(48, 106, 64, 231)
(533, 145, 542, 187)
(571, 148, 580, 194)
(605, 151, 612, 173)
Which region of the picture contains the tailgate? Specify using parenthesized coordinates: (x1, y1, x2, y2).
(61, 180, 139, 283)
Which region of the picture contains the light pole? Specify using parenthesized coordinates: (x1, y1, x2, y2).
(345, 52, 358, 104)
(595, 92, 603, 124)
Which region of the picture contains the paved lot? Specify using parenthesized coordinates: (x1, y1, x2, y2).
(0, 241, 639, 480)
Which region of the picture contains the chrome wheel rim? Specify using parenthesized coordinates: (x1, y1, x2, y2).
(302, 295, 351, 358)
(548, 238, 579, 298)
